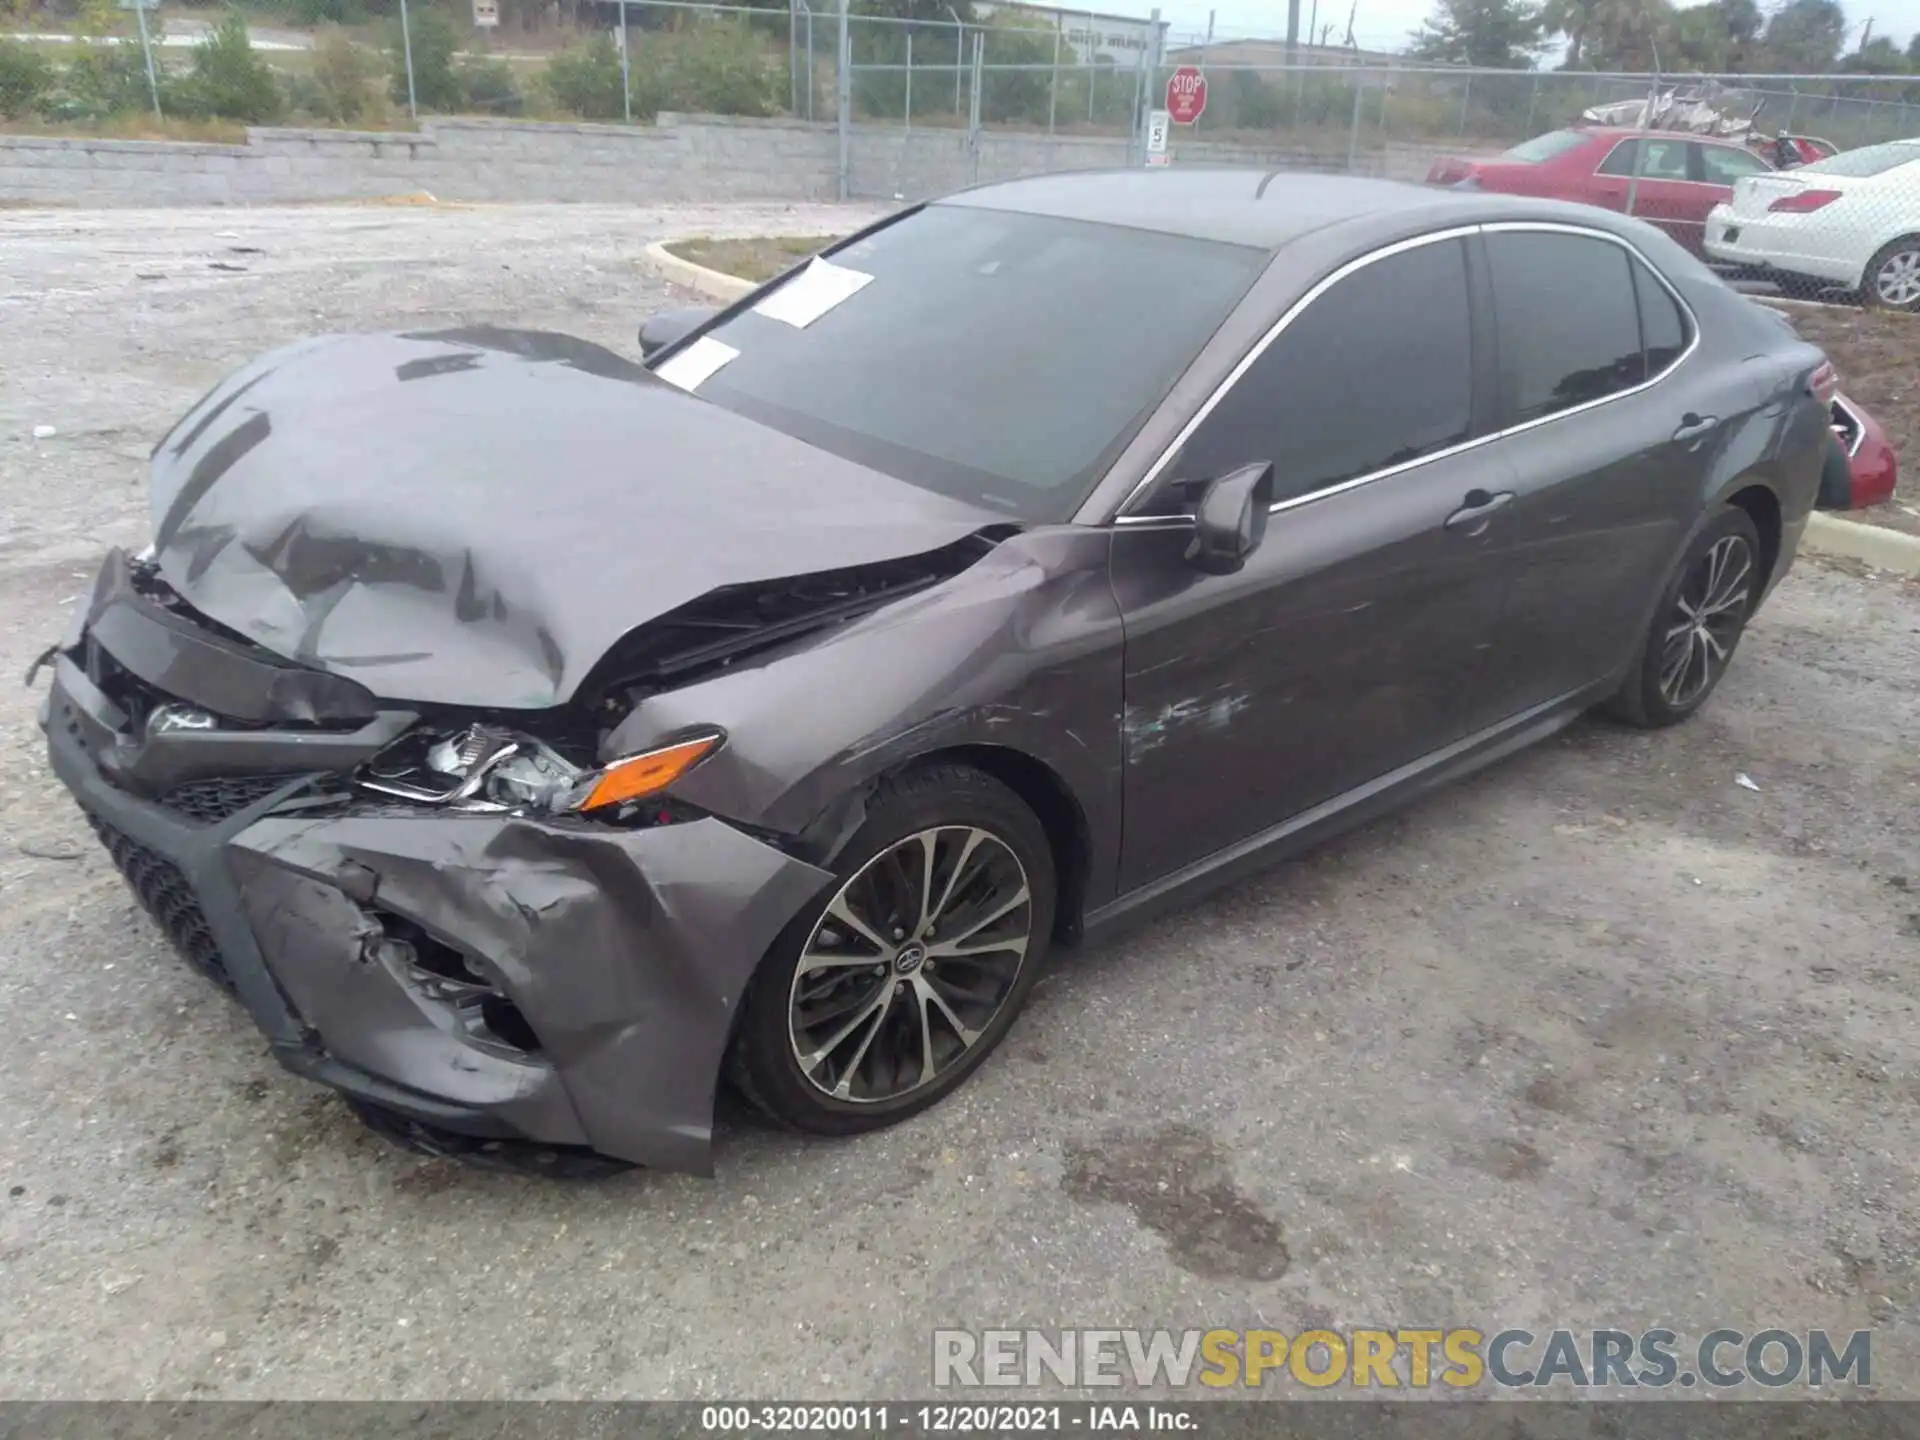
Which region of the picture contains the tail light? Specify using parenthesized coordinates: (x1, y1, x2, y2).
(1769, 189, 1842, 213)
(1809, 360, 1840, 404)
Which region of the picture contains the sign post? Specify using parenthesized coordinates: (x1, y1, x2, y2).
(116, 0, 162, 119)
(1145, 108, 1170, 166)
(1165, 64, 1207, 126)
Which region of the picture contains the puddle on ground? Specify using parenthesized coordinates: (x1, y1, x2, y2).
(1062, 1123, 1288, 1281)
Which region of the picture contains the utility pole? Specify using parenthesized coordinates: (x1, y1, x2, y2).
(1343, 0, 1356, 47)
(1285, 0, 1300, 64)
(1858, 16, 1874, 49)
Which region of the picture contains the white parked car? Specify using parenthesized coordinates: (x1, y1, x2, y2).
(1705, 138, 1920, 308)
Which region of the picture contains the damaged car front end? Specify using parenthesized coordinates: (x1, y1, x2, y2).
(39, 317, 1066, 1175)
(43, 546, 844, 1173)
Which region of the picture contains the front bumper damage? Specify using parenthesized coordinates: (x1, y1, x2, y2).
(41, 552, 833, 1174)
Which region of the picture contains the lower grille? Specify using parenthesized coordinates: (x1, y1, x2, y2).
(160, 773, 301, 826)
(84, 815, 236, 995)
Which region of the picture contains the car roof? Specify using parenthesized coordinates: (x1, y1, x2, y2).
(936, 167, 1624, 251)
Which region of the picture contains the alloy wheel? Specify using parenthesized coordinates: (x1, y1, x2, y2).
(788, 826, 1032, 1104)
(1658, 534, 1754, 709)
(1873, 248, 1920, 308)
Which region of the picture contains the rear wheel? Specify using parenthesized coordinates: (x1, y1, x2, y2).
(1863, 237, 1920, 311)
(1606, 507, 1762, 729)
(730, 763, 1055, 1136)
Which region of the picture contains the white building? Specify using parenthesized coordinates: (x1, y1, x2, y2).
(971, 1, 1170, 64)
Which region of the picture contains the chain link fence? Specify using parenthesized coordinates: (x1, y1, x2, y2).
(10, 2, 1917, 304)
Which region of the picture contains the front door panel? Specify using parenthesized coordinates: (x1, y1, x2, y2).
(1110, 449, 1514, 893)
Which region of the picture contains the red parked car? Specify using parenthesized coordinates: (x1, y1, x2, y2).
(1826, 391, 1899, 510)
(1427, 127, 1777, 258)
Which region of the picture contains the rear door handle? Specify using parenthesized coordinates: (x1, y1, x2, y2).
(1673, 412, 1721, 446)
(1443, 488, 1514, 536)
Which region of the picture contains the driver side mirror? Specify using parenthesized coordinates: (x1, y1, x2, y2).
(1184, 462, 1273, 575)
(638, 305, 719, 360)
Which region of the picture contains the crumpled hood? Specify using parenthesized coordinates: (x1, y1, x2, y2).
(149, 328, 994, 709)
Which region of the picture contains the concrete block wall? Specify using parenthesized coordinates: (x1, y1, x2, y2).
(0, 112, 1469, 208)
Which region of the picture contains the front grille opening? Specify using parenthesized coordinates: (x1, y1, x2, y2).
(160, 774, 303, 826)
(378, 913, 542, 1057)
(83, 814, 236, 996)
(481, 996, 541, 1053)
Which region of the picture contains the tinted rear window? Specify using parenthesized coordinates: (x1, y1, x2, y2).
(1800, 142, 1920, 178)
(1487, 231, 1645, 423)
(672, 206, 1266, 522)
(1500, 130, 1590, 163)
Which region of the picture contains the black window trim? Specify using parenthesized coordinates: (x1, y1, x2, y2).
(1113, 220, 1701, 527)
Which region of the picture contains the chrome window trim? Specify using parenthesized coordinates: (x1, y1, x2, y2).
(1831, 395, 1866, 458)
(1113, 219, 1702, 528)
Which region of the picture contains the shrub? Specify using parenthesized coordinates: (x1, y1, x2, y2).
(650, 17, 781, 118)
(389, 7, 463, 112)
(543, 34, 625, 119)
(43, 39, 155, 119)
(0, 36, 53, 119)
(460, 54, 523, 115)
(306, 24, 376, 122)
(287, 0, 367, 24)
(179, 10, 284, 123)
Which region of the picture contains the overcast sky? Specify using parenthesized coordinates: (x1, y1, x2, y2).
(1143, 0, 1915, 62)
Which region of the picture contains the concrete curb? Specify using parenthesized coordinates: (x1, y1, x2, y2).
(1803, 511, 1920, 574)
(638, 240, 755, 304)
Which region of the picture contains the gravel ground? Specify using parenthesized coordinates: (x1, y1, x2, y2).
(2, 204, 1919, 1402)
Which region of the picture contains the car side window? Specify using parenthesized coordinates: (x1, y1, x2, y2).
(1631, 257, 1690, 377)
(1598, 138, 1688, 180)
(1160, 238, 1474, 511)
(1698, 143, 1769, 185)
(1486, 231, 1644, 423)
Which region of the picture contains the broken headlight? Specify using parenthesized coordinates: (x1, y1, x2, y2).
(354, 724, 725, 817)
(356, 725, 587, 814)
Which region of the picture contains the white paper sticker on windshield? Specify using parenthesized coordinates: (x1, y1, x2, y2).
(751, 257, 874, 329)
(654, 336, 739, 392)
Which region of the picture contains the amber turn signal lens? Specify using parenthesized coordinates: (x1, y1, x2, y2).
(577, 734, 721, 812)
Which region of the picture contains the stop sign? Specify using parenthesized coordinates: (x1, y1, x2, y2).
(1166, 65, 1207, 125)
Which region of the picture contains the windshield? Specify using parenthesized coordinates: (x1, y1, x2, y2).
(1800, 141, 1920, 178)
(1500, 130, 1589, 163)
(659, 205, 1266, 522)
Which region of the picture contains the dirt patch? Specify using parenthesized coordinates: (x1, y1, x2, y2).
(664, 234, 845, 284)
(1062, 1123, 1289, 1281)
(1774, 303, 1920, 535)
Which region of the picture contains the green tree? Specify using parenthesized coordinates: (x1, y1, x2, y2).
(0, 36, 53, 118)
(1663, 0, 1762, 69)
(180, 10, 284, 122)
(1412, 0, 1545, 67)
(390, 7, 463, 112)
(1756, 0, 1848, 71)
(1841, 34, 1907, 71)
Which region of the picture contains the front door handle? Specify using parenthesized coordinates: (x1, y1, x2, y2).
(1673, 412, 1721, 446)
(1443, 488, 1514, 536)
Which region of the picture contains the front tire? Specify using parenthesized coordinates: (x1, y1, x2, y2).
(730, 763, 1056, 1136)
(1605, 506, 1762, 729)
(1863, 236, 1920, 311)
